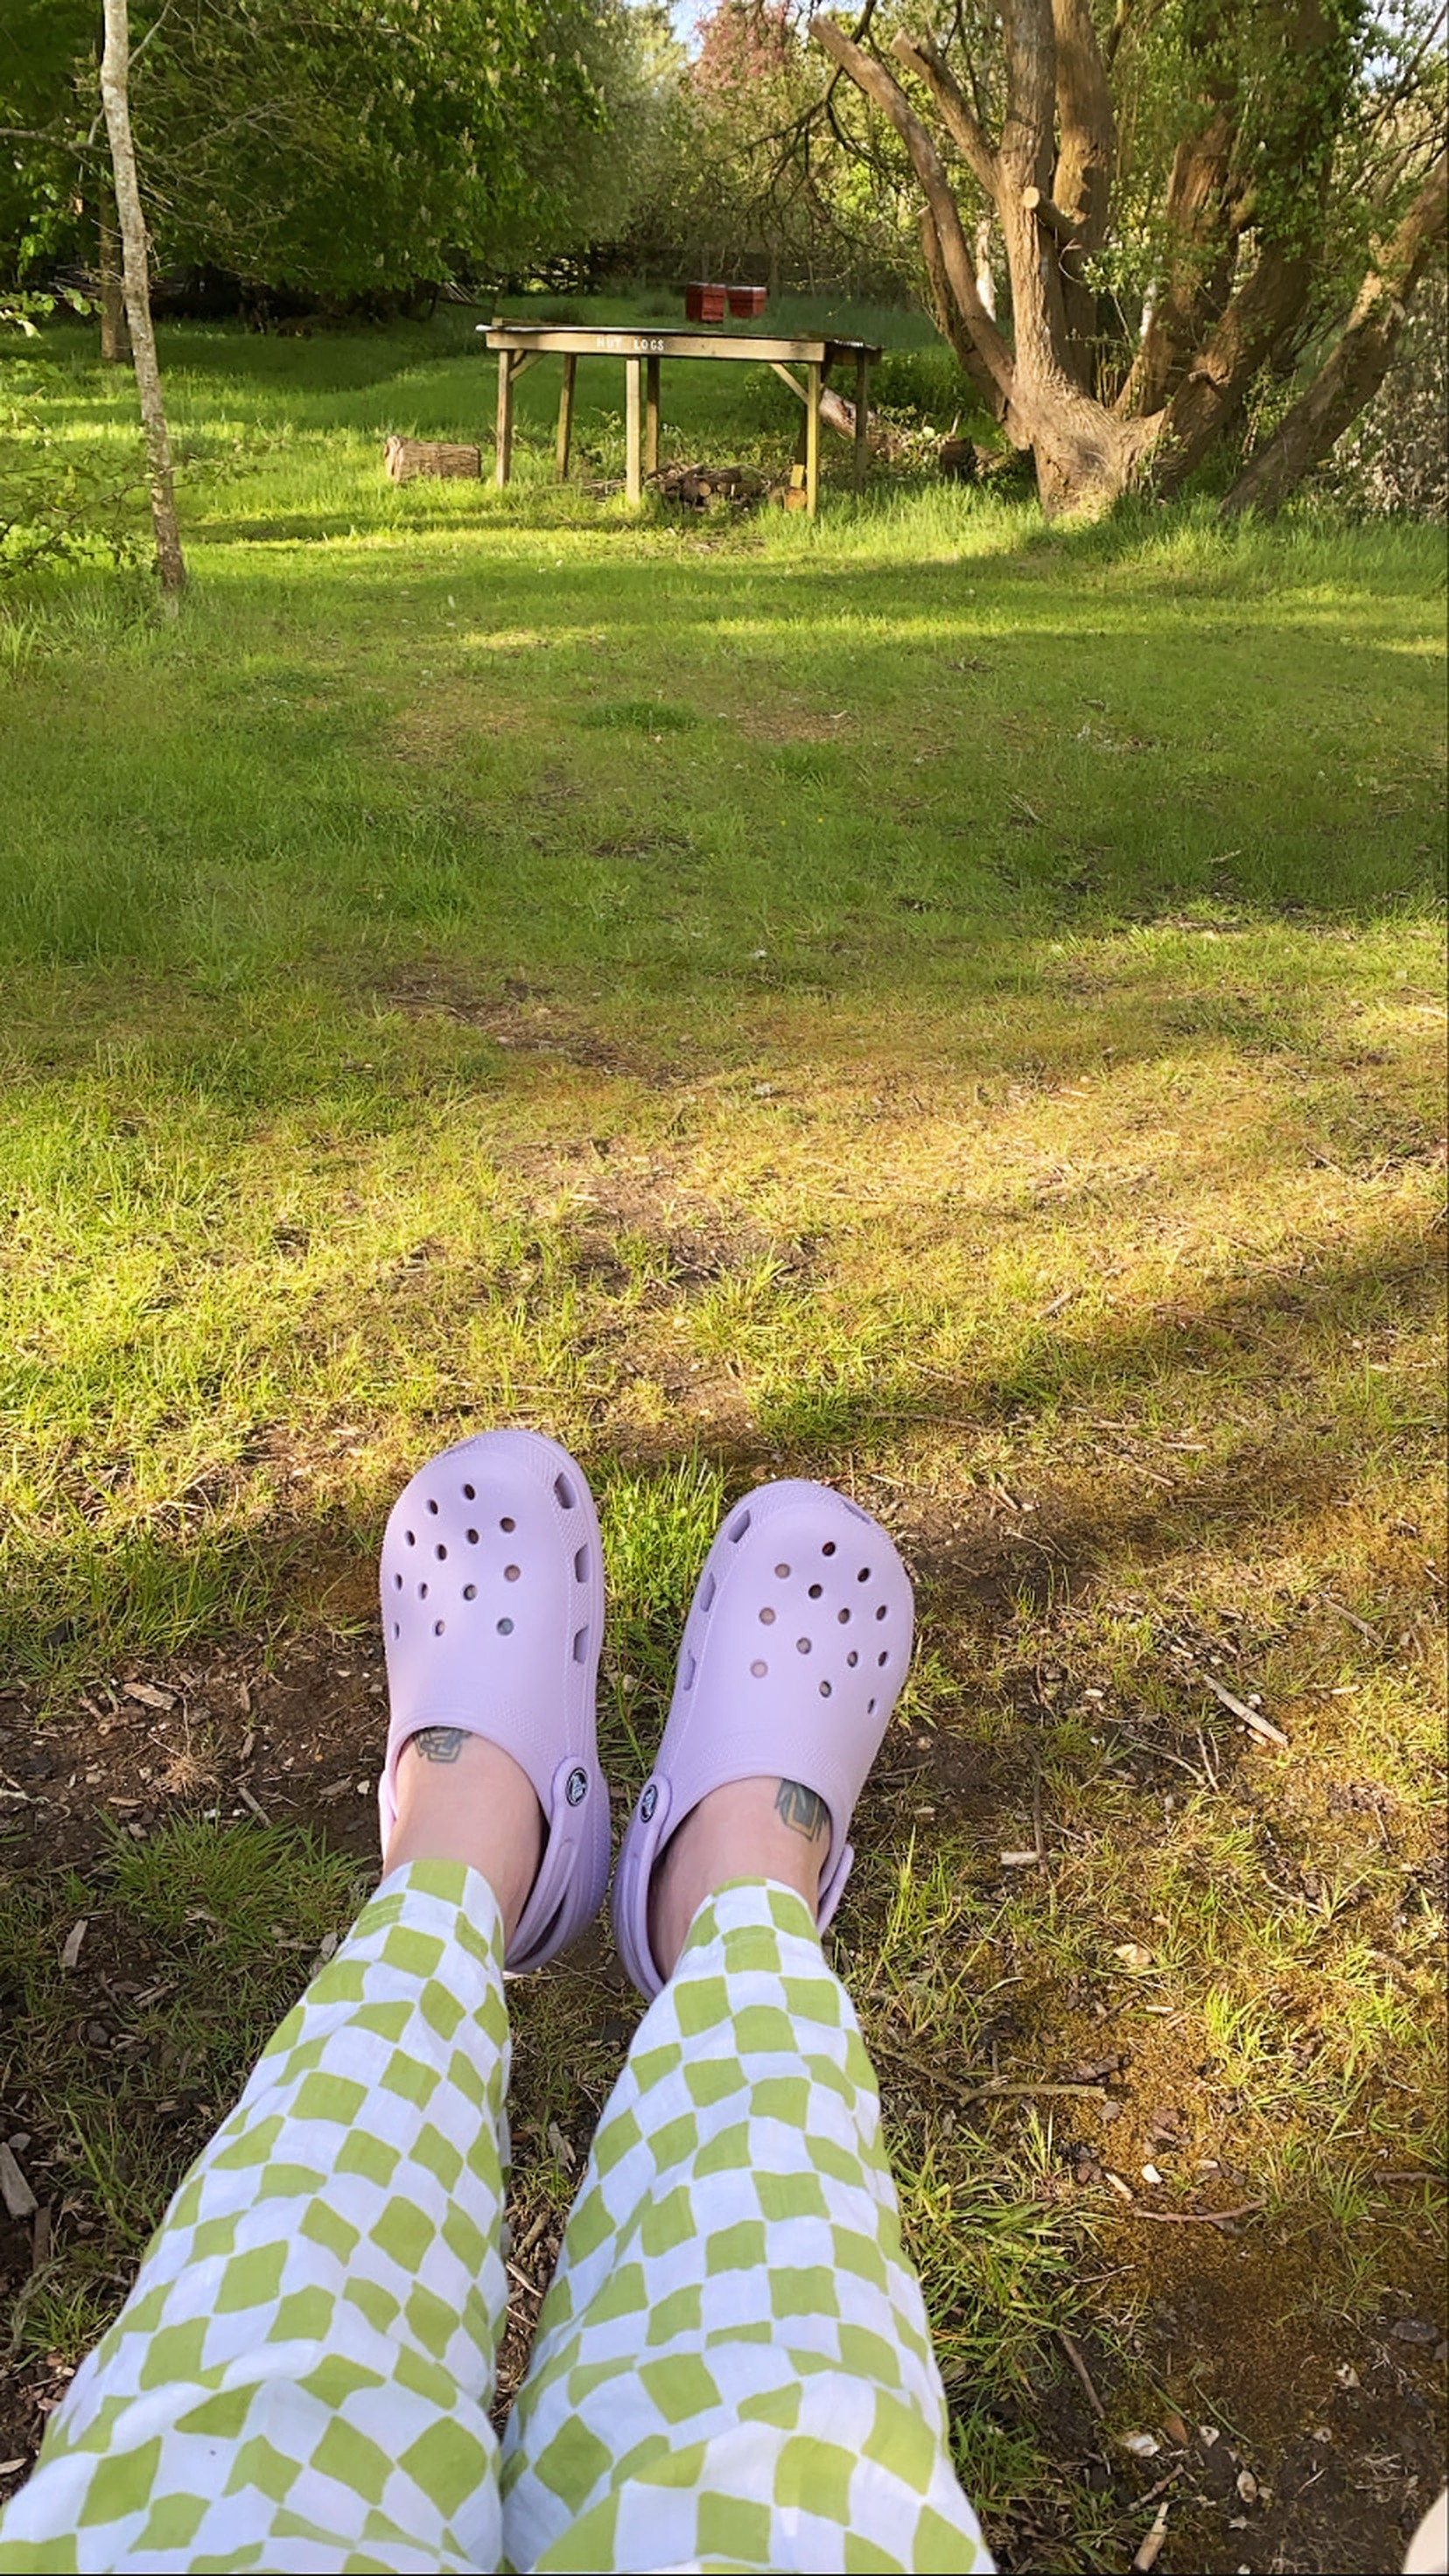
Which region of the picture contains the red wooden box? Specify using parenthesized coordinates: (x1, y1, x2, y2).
(727, 284, 767, 319)
(685, 283, 728, 323)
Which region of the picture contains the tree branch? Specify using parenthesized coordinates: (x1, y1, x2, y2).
(810, 13, 1015, 396)
(890, 34, 998, 200)
(1223, 147, 1448, 514)
(919, 207, 1008, 413)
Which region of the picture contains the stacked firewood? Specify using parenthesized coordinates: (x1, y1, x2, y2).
(648, 460, 767, 508)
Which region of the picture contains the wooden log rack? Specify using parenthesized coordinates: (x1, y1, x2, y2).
(480, 323, 882, 514)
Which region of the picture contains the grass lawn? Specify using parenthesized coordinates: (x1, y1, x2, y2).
(0, 298, 1445, 2572)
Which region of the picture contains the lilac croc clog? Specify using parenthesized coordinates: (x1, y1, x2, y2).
(612, 1478, 914, 2000)
(378, 1429, 609, 1971)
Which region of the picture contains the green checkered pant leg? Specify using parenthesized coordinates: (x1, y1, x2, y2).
(502, 1878, 991, 2576)
(0, 1861, 512, 2576)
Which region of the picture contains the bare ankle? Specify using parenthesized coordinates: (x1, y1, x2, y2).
(648, 1775, 830, 1981)
(383, 1731, 544, 1944)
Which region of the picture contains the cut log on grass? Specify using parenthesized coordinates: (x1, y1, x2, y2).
(817, 387, 906, 460)
(383, 438, 482, 484)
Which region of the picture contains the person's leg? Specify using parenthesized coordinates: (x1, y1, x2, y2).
(0, 1737, 537, 2576)
(502, 1781, 991, 2576)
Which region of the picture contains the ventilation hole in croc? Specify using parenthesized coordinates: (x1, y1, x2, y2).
(466, 1529, 480, 1544)
(500, 1516, 516, 1533)
(822, 1539, 836, 1556)
(700, 1571, 717, 1613)
(497, 1616, 514, 1635)
(857, 1565, 871, 1582)
(837, 1607, 850, 1624)
(463, 1482, 476, 1501)
(405, 1530, 416, 1547)
(682, 1651, 696, 1690)
(729, 1508, 752, 1542)
(868, 1697, 877, 1715)
(878, 1650, 889, 1667)
(775, 1562, 791, 1579)
(434, 1620, 445, 1636)
(504, 1564, 521, 1583)
(393, 1621, 401, 1639)
(796, 1636, 812, 1655)
(759, 1606, 776, 1626)
(819, 1679, 832, 1698)
(572, 1626, 590, 1664)
(463, 1583, 477, 1601)
(574, 1545, 588, 1582)
(418, 1582, 429, 1600)
(847, 1649, 859, 1668)
(435, 1544, 447, 1560)
(751, 1659, 768, 1677)
(808, 1583, 823, 1599)
(394, 1572, 402, 1590)
(876, 1604, 888, 1620)
(427, 1499, 439, 1516)
(555, 1473, 577, 1509)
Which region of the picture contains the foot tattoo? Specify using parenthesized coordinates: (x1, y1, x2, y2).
(774, 1779, 830, 1844)
(410, 1727, 466, 1764)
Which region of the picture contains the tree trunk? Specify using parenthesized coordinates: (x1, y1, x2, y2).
(100, 0, 185, 604)
(817, 10, 1150, 515)
(1048, 0, 1116, 387)
(98, 185, 130, 364)
(1222, 150, 1449, 514)
(920, 209, 1007, 416)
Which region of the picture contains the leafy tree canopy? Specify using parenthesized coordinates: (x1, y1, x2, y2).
(0, 0, 662, 295)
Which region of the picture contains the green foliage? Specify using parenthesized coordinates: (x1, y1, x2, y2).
(0, 400, 144, 584)
(0, 0, 665, 299)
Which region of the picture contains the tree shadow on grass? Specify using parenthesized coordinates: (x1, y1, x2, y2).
(3, 1207, 1436, 1696)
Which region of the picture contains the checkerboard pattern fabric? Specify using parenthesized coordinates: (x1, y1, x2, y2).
(0, 1868, 989, 2574)
(503, 1879, 988, 2574)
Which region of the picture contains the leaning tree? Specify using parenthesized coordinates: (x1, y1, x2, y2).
(810, 0, 1446, 514)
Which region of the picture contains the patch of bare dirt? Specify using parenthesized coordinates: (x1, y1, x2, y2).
(375, 967, 640, 1076)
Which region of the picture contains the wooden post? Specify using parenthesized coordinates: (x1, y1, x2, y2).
(556, 352, 577, 480)
(494, 349, 514, 487)
(625, 355, 642, 505)
(853, 348, 870, 494)
(645, 355, 661, 479)
(806, 360, 821, 517)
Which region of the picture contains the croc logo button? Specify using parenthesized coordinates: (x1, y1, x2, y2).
(565, 1766, 588, 1808)
(640, 1782, 658, 1823)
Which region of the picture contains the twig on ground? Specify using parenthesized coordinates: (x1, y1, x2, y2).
(1132, 2499, 1172, 2573)
(237, 1782, 270, 1824)
(1057, 2327, 1105, 2417)
(0, 2144, 37, 2222)
(1124, 2200, 1265, 2229)
(1190, 1664, 1290, 1749)
(1120, 1734, 1212, 1788)
(870, 2041, 1108, 2112)
(1032, 1760, 1046, 1864)
(1322, 1592, 1380, 1642)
